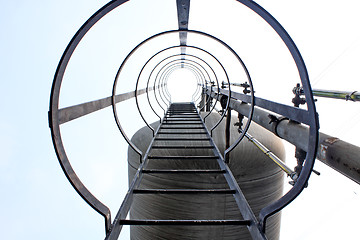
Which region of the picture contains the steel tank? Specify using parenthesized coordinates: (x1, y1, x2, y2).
(128, 112, 285, 239)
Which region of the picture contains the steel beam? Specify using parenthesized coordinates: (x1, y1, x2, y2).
(176, 0, 190, 58)
(208, 87, 310, 124)
(208, 91, 360, 184)
(57, 87, 153, 125)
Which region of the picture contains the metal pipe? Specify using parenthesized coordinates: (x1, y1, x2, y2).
(242, 130, 295, 177)
(312, 89, 360, 101)
(225, 109, 231, 163)
(293, 85, 360, 102)
(212, 93, 360, 184)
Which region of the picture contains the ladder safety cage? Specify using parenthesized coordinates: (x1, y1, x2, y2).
(49, 0, 319, 239)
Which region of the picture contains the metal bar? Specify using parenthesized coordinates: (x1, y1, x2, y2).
(133, 44, 220, 110)
(139, 45, 212, 119)
(133, 189, 236, 194)
(294, 86, 360, 102)
(151, 146, 213, 149)
(225, 108, 231, 163)
(162, 122, 203, 125)
(106, 100, 172, 239)
(157, 54, 215, 107)
(243, 131, 294, 176)
(152, 55, 210, 109)
(176, 0, 190, 47)
(160, 126, 205, 129)
(218, 93, 360, 185)
(222, 82, 246, 88)
(148, 156, 218, 160)
(157, 132, 206, 135)
(111, 31, 238, 163)
(165, 111, 194, 114)
(58, 87, 153, 125)
(207, 87, 310, 125)
(234, 2, 319, 233)
(194, 102, 267, 239)
(165, 116, 200, 118)
(142, 169, 225, 174)
(312, 89, 360, 101)
(49, 1, 131, 235)
(146, 63, 162, 122)
(164, 119, 202, 121)
(120, 219, 251, 226)
(168, 112, 197, 114)
(154, 138, 210, 141)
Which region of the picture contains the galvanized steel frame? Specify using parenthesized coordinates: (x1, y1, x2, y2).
(49, 0, 319, 238)
(132, 44, 228, 122)
(111, 29, 245, 154)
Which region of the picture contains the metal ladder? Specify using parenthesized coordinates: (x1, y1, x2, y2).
(107, 102, 266, 239)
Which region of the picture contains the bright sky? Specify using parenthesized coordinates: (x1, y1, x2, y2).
(1, 0, 360, 239)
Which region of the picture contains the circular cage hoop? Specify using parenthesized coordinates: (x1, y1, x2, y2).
(112, 30, 255, 165)
(162, 63, 205, 102)
(136, 45, 227, 121)
(156, 60, 208, 104)
(49, 0, 319, 235)
(232, 0, 319, 231)
(151, 57, 212, 106)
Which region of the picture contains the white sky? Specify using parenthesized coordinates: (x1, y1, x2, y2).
(1, 0, 360, 239)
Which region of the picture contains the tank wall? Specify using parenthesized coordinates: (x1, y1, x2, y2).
(127, 112, 285, 239)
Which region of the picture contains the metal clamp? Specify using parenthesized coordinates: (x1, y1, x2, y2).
(268, 114, 289, 138)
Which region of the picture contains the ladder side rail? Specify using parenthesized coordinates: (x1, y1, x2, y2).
(195, 103, 267, 240)
(106, 105, 171, 239)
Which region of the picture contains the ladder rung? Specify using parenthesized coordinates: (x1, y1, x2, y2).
(160, 127, 205, 129)
(166, 114, 199, 118)
(154, 138, 210, 141)
(157, 132, 207, 135)
(119, 219, 251, 226)
(164, 119, 200, 121)
(142, 169, 225, 174)
(133, 189, 236, 194)
(148, 156, 218, 160)
(168, 113, 197, 115)
(167, 111, 197, 114)
(151, 146, 214, 149)
(167, 114, 198, 116)
(162, 122, 203, 125)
